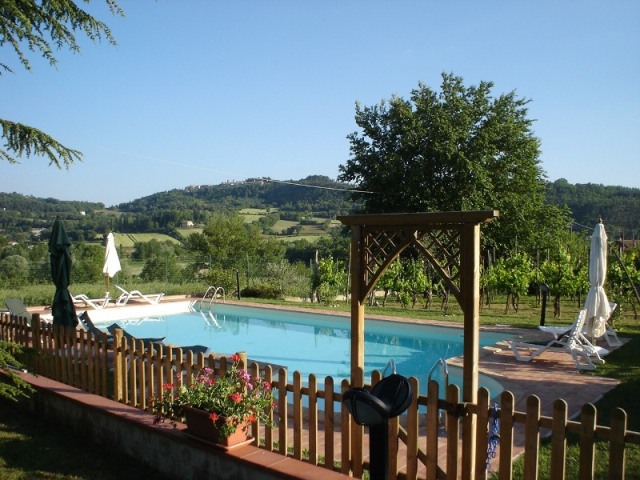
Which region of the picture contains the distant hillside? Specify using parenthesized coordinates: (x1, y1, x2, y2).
(115, 175, 359, 226)
(0, 192, 110, 241)
(2, 177, 639, 242)
(545, 179, 640, 237)
(0, 176, 359, 241)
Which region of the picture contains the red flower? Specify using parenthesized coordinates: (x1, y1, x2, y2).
(230, 353, 240, 363)
(209, 412, 219, 422)
(229, 392, 242, 403)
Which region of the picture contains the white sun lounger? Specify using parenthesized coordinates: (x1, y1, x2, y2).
(71, 293, 111, 310)
(510, 309, 607, 371)
(538, 302, 621, 347)
(115, 285, 164, 306)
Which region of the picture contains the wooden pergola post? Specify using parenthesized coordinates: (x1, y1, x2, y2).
(459, 222, 481, 477)
(338, 210, 498, 480)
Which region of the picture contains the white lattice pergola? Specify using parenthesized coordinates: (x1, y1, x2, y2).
(337, 210, 498, 479)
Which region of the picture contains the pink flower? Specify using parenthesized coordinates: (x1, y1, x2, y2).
(239, 369, 250, 382)
(263, 381, 271, 391)
(246, 382, 254, 391)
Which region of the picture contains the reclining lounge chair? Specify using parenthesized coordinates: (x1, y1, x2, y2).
(510, 309, 607, 371)
(5, 298, 52, 324)
(539, 302, 621, 348)
(72, 293, 111, 310)
(154, 343, 210, 357)
(115, 285, 164, 306)
(106, 323, 165, 346)
(5, 298, 33, 324)
(78, 311, 114, 344)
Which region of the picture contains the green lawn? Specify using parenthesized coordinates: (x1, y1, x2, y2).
(112, 232, 181, 247)
(0, 401, 173, 480)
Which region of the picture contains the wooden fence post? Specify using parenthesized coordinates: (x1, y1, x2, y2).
(293, 371, 303, 460)
(308, 374, 318, 465)
(579, 403, 597, 480)
(609, 407, 627, 479)
(426, 380, 440, 480)
(404, 376, 420, 480)
(550, 399, 568, 480)
(475, 387, 490, 480)
(524, 395, 541, 479)
(278, 367, 288, 456)
(446, 384, 461, 480)
(324, 376, 335, 470)
(113, 329, 124, 402)
(340, 378, 352, 475)
(264, 365, 274, 451)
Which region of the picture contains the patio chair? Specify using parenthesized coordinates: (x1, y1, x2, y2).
(538, 302, 621, 347)
(114, 285, 164, 306)
(154, 343, 210, 357)
(78, 311, 114, 344)
(5, 298, 33, 325)
(71, 292, 111, 310)
(106, 323, 165, 345)
(510, 309, 607, 371)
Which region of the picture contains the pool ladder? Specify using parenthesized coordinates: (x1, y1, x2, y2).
(427, 357, 449, 430)
(195, 286, 226, 327)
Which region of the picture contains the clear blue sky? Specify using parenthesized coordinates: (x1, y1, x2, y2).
(2, 1, 639, 207)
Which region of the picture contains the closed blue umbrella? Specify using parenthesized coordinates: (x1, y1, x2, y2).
(49, 219, 78, 327)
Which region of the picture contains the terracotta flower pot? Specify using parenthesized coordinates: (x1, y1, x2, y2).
(183, 406, 253, 449)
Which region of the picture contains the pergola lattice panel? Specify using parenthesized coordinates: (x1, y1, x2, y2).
(359, 226, 463, 306)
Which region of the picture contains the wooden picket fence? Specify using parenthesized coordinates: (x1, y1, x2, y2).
(2, 313, 639, 479)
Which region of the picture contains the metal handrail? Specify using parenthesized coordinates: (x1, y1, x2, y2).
(382, 358, 397, 377)
(427, 357, 449, 430)
(194, 286, 226, 314)
(207, 287, 225, 310)
(427, 357, 449, 390)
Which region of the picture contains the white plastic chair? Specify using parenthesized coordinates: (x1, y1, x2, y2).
(510, 310, 607, 371)
(539, 302, 621, 347)
(115, 285, 164, 305)
(71, 293, 111, 310)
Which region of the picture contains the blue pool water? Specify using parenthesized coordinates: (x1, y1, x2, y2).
(101, 303, 511, 396)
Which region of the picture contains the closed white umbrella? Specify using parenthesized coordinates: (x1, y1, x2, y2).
(103, 232, 121, 293)
(584, 221, 611, 338)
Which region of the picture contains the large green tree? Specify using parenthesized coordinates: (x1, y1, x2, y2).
(185, 212, 285, 277)
(338, 73, 571, 255)
(1, 0, 124, 166)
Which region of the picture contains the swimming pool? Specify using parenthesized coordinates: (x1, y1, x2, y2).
(95, 302, 511, 396)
